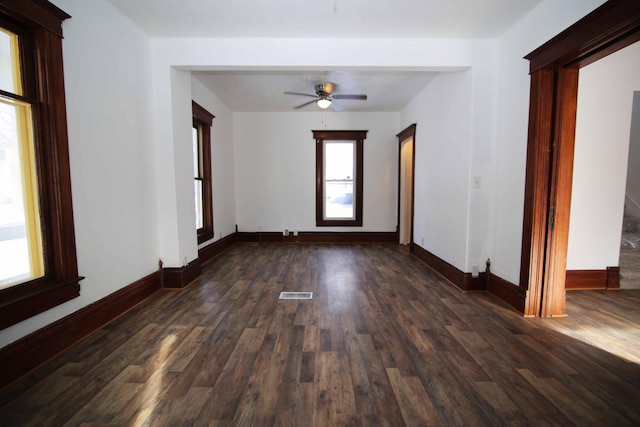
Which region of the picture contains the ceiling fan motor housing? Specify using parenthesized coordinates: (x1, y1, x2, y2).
(315, 82, 334, 96)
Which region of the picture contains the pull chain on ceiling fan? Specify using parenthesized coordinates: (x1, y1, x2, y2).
(284, 82, 367, 111)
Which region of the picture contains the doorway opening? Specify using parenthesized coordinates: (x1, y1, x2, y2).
(397, 124, 416, 246)
(620, 92, 640, 288)
(520, 0, 640, 316)
(399, 138, 414, 245)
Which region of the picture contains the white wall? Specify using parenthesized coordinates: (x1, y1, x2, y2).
(489, 0, 606, 284)
(567, 41, 640, 270)
(1, 0, 157, 347)
(233, 112, 399, 232)
(191, 77, 237, 244)
(401, 71, 473, 270)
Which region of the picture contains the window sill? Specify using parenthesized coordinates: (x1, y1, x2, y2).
(0, 276, 83, 330)
(197, 229, 214, 244)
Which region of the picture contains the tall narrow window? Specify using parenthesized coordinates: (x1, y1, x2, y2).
(0, 28, 43, 287)
(0, 1, 81, 330)
(192, 101, 214, 243)
(314, 130, 366, 227)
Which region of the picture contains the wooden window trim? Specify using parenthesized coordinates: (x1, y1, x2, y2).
(314, 130, 366, 227)
(0, 1, 82, 330)
(192, 101, 214, 244)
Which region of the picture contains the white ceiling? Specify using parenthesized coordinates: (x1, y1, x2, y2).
(107, 0, 542, 112)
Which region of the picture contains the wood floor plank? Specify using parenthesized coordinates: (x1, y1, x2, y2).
(386, 367, 442, 426)
(1, 244, 640, 426)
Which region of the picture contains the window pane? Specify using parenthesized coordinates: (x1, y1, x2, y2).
(324, 141, 354, 219)
(325, 181, 354, 219)
(0, 29, 21, 95)
(325, 142, 353, 180)
(194, 179, 203, 229)
(0, 99, 43, 288)
(192, 126, 200, 177)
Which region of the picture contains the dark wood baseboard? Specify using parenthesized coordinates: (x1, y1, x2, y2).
(607, 266, 620, 289)
(566, 267, 620, 290)
(198, 233, 237, 265)
(487, 273, 527, 314)
(237, 231, 398, 244)
(410, 243, 485, 291)
(410, 243, 526, 313)
(163, 259, 202, 289)
(0, 270, 161, 389)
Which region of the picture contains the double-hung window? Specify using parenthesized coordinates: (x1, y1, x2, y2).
(314, 130, 366, 227)
(192, 101, 214, 243)
(0, 27, 43, 288)
(0, 1, 81, 329)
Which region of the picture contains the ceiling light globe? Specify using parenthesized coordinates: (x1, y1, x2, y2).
(316, 98, 331, 109)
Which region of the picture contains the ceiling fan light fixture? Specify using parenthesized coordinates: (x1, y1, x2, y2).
(316, 98, 331, 109)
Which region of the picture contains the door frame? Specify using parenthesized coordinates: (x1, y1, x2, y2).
(397, 124, 417, 246)
(520, 0, 640, 316)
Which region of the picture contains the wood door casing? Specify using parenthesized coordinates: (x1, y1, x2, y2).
(521, 0, 640, 316)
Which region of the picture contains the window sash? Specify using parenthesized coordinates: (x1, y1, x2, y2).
(192, 101, 214, 243)
(323, 141, 356, 221)
(0, 26, 44, 289)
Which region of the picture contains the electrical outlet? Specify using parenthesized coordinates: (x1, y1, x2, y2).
(293, 230, 298, 236)
(471, 265, 479, 278)
(283, 229, 289, 236)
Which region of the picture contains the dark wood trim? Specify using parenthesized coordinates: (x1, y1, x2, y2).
(396, 124, 417, 144)
(396, 124, 416, 246)
(192, 100, 214, 124)
(525, 0, 640, 73)
(410, 243, 526, 312)
(314, 130, 367, 227)
(540, 67, 579, 317)
(463, 273, 487, 292)
(410, 243, 485, 291)
(0, 0, 70, 37)
(237, 231, 397, 244)
(565, 270, 608, 290)
(565, 267, 621, 290)
(607, 266, 620, 290)
(487, 274, 527, 315)
(312, 130, 368, 140)
(0, 279, 81, 330)
(0, 1, 82, 329)
(521, 0, 640, 317)
(520, 69, 554, 317)
(198, 233, 238, 265)
(163, 259, 202, 289)
(0, 270, 161, 389)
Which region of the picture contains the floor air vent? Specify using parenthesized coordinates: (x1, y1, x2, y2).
(279, 292, 313, 300)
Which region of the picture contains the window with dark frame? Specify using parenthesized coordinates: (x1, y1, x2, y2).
(0, 1, 82, 330)
(314, 130, 366, 227)
(192, 101, 214, 244)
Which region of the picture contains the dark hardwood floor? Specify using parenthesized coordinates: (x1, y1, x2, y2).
(1, 243, 640, 426)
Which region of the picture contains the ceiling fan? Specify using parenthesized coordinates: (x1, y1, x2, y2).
(284, 82, 367, 111)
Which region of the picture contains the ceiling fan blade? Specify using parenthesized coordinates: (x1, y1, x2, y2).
(284, 91, 318, 98)
(333, 94, 367, 100)
(293, 99, 317, 109)
(330, 101, 343, 112)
